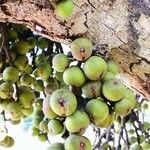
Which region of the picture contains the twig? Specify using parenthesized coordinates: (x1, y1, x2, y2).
(116, 117, 124, 150)
(124, 124, 130, 150)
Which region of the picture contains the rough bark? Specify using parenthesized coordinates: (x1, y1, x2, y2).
(0, 0, 149, 99)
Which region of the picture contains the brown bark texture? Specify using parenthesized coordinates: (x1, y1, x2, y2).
(0, 0, 149, 99)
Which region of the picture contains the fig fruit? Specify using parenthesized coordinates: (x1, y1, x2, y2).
(0, 82, 14, 99)
(70, 38, 93, 61)
(55, 0, 74, 19)
(114, 89, 136, 116)
(46, 143, 65, 150)
(48, 119, 64, 135)
(50, 89, 77, 116)
(52, 53, 69, 72)
(63, 66, 85, 87)
(36, 62, 52, 80)
(83, 56, 107, 80)
(65, 110, 90, 133)
(107, 60, 118, 75)
(42, 96, 57, 119)
(65, 135, 92, 150)
(3, 67, 19, 83)
(37, 37, 48, 49)
(14, 54, 28, 71)
(82, 81, 102, 99)
(102, 79, 126, 101)
(85, 99, 109, 122)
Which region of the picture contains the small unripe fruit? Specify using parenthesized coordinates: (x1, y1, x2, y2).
(50, 89, 77, 116)
(65, 135, 92, 150)
(101, 71, 115, 82)
(27, 37, 36, 49)
(48, 119, 64, 135)
(55, 0, 74, 19)
(63, 66, 85, 87)
(38, 133, 47, 142)
(85, 99, 109, 122)
(102, 79, 126, 101)
(14, 54, 28, 71)
(52, 53, 69, 72)
(46, 143, 65, 150)
(65, 110, 90, 133)
(8, 30, 18, 41)
(13, 40, 31, 54)
(83, 56, 107, 80)
(107, 60, 119, 75)
(70, 38, 93, 61)
(35, 54, 47, 65)
(82, 81, 102, 99)
(36, 62, 52, 80)
(42, 96, 57, 119)
(0, 82, 14, 99)
(3, 67, 19, 83)
(37, 37, 48, 49)
(39, 119, 49, 133)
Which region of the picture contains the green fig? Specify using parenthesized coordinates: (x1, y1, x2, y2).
(48, 119, 64, 135)
(83, 56, 107, 80)
(21, 107, 34, 116)
(27, 37, 36, 49)
(63, 66, 85, 87)
(44, 78, 59, 96)
(18, 88, 36, 108)
(114, 88, 136, 116)
(38, 133, 47, 142)
(101, 71, 115, 82)
(35, 98, 43, 110)
(8, 29, 18, 41)
(36, 62, 52, 80)
(85, 99, 109, 122)
(47, 143, 65, 150)
(95, 111, 115, 128)
(0, 136, 14, 148)
(37, 37, 48, 49)
(65, 110, 90, 133)
(39, 119, 49, 133)
(0, 82, 14, 99)
(70, 38, 93, 61)
(52, 53, 69, 72)
(65, 135, 92, 150)
(55, 0, 74, 19)
(102, 79, 126, 101)
(34, 80, 44, 92)
(82, 81, 102, 99)
(107, 60, 119, 75)
(6, 101, 22, 120)
(35, 54, 47, 65)
(20, 74, 34, 87)
(12, 40, 31, 54)
(42, 96, 57, 119)
(3, 67, 19, 83)
(50, 89, 77, 116)
(32, 127, 40, 136)
(14, 54, 29, 71)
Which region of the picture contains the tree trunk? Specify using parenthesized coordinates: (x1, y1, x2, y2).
(0, 0, 149, 99)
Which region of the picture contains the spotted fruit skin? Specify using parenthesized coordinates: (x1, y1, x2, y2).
(50, 89, 77, 116)
(65, 135, 92, 150)
(70, 38, 93, 61)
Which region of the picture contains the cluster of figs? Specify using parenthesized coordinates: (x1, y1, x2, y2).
(0, 23, 136, 150)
